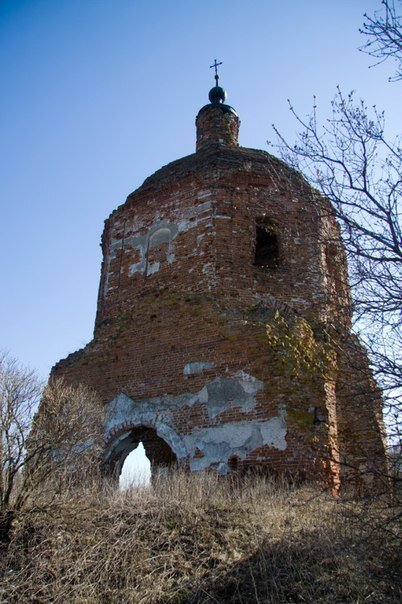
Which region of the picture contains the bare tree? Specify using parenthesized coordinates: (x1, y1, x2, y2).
(0, 352, 103, 541)
(360, 0, 402, 81)
(0, 353, 42, 523)
(272, 1, 401, 458)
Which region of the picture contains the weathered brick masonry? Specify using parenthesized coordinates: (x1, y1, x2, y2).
(52, 85, 387, 492)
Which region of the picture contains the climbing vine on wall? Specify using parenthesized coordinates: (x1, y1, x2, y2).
(265, 311, 336, 383)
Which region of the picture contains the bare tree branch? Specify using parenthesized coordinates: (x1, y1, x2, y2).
(273, 67, 401, 471)
(360, 0, 402, 81)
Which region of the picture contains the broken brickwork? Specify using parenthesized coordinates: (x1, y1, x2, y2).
(51, 90, 388, 493)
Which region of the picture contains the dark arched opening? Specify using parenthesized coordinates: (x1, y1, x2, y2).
(106, 426, 177, 484)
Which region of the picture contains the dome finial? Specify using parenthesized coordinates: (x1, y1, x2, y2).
(208, 59, 227, 104)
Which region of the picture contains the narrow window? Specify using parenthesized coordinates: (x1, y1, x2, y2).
(254, 221, 279, 268)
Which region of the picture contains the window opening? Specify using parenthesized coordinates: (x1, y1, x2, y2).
(254, 223, 279, 268)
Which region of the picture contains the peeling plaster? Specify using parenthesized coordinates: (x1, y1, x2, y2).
(104, 393, 187, 461)
(104, 372, 286, 471)
(197, 372, 264, 419)
(185, 414, 287, 472)
(102, 203, 212, 280)
(146, 261, 160, 276)
(105, 372, 263, 435)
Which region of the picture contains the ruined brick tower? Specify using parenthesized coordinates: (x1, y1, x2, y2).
(52, 76, 387, 492)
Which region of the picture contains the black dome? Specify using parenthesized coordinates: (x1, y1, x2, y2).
(208, 85, 227, 104)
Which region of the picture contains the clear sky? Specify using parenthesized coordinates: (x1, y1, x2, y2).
(1, 0, 399, 482)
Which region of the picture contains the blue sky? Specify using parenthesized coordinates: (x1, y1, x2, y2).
(0, 0, 399, 380)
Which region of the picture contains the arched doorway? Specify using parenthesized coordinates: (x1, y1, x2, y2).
(105, 425, 178, 484)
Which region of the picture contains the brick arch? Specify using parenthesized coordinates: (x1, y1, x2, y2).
(104, 424, 179, 479)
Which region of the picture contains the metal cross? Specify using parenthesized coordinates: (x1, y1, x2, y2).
(210, 59, 222, 85)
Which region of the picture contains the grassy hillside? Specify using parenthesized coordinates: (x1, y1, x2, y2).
(0, 472, 400, 603)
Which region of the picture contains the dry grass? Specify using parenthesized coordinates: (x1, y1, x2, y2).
(0, 471, 400, 603)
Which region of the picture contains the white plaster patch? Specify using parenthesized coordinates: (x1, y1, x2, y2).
(233, 371, 262, 395)
(194, 201, 212, 213)
(184, 415, 287, 471)
(176, 218, 193, 233)
(147, 261, 160, 276)
(183, 361, 214, 376)
(128, 261, 144, 276)
(194, 373, 264, 419)
(197, 190, 212, 200)
(202, 262, 214, 274)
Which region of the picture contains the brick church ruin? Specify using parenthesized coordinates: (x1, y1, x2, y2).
(51, 71, 387, 492)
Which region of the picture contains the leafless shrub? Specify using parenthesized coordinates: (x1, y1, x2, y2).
(0, 352, 103, 542)
(0, 352, 43, 533)
(31, 377, 104, 483)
